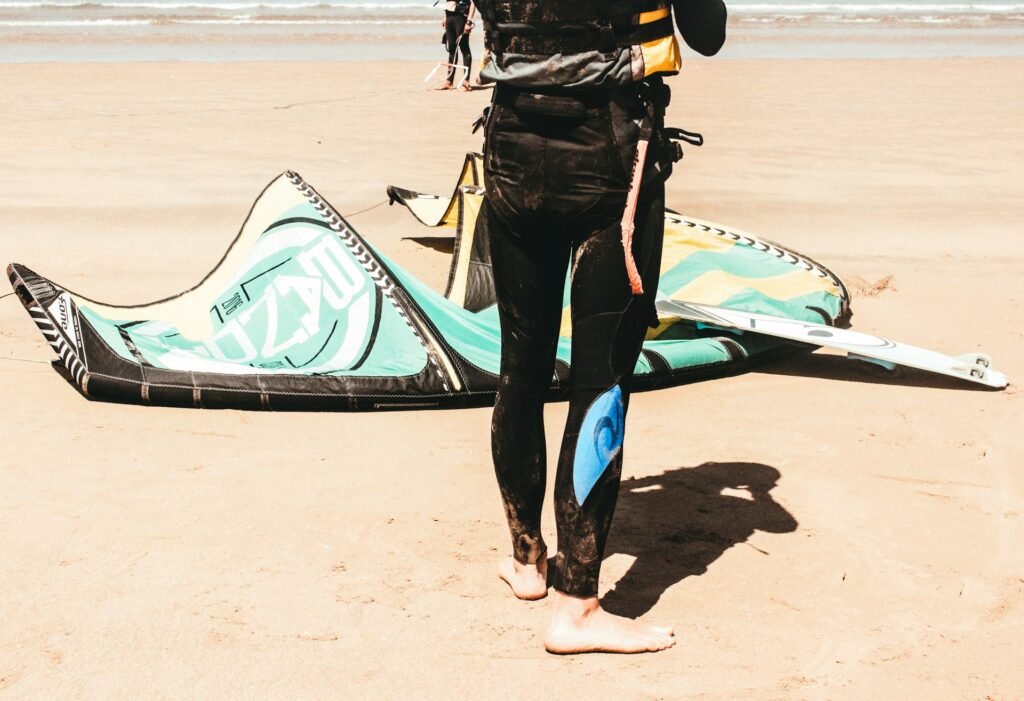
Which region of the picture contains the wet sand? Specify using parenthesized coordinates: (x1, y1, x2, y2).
(1, 59, 1022, 698)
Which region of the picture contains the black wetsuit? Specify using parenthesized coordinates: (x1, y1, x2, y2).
(477, 0, 726, 598)
(483, 87, 666, 595)
(444, 0, 472, 84)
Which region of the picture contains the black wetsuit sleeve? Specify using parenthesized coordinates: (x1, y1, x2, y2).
(672, 0, 727, 56)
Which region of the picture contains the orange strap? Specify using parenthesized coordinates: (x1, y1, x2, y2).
(621, 139, 648, 296)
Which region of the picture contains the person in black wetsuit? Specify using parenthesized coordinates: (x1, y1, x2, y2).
(475, 0, 727, 653)
(441, 0, 475, 90)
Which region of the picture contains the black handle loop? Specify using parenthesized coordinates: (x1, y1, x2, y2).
(664, 127, 704, 147)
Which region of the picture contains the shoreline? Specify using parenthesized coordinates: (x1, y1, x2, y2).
(4, 44, 1023, 62)
(3, 20, 1023, 62)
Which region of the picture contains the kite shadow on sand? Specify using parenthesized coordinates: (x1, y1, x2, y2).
(757, 351, 1003, 391)
(403, 236, 456, 254)
(597, 461, 798, 618)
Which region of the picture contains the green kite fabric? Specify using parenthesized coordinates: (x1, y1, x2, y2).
(8, 164, 850, 411)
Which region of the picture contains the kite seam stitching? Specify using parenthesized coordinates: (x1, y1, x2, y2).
(284, 171, 452, 393)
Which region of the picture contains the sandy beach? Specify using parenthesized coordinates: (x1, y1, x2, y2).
(1, 58, 1023, 698)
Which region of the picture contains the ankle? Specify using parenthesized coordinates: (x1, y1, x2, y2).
(550, 590, 601, 622)
(514, 558, 544, 573)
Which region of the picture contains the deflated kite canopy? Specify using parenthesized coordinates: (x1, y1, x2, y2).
(8, 162, 850, 411)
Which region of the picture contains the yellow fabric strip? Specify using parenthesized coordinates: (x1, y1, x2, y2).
(645, 270, 839, 339)
(640, 7, 671, 22)
(447, 192, 483, 306)
(667, 269, 839, 307)
(660, 220, 737, 273)
(638, 8, 680, 78)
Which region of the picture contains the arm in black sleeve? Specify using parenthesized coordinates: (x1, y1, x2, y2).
(673, 0, 727, 56)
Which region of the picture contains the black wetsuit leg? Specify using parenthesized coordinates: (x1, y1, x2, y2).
(483, 197, 567, 567)
(444, 11, 472, 83)
(550, 182, 664, 597)
(484, 89, 666, 597)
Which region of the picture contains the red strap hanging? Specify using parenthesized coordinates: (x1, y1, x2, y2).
(620, 138, 648, 296)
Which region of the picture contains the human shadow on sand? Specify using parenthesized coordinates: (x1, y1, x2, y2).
(597, 461, 798, 618)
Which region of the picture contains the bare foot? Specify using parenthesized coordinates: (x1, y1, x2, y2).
(438, 80, 454, 91)
(497, 556, 548, 600)
(543, 590, 675, 654)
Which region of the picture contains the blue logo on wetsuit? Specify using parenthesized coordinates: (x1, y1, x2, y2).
(572, 384, 625, 506)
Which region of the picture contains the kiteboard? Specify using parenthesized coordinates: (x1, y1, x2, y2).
(655, 298, 1008, 389)
(424, 61, 469, 90)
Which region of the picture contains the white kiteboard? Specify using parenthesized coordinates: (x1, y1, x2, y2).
(424, 61, 469, 90)
(655, 298, 1008, 389)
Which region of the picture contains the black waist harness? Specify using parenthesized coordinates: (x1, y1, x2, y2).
(485, 78, 702, 187)
(492, 77, 669, 119)
(479, 0, 674, 56)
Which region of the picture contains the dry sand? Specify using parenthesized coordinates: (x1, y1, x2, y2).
(1, 59, 1022, 699)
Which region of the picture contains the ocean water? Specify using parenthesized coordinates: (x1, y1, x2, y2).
(1, 0, 1022, 61)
